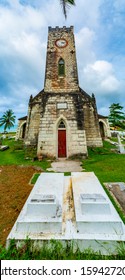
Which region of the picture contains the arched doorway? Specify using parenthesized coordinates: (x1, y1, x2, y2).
(99, 121, 105, 139)
(58, 120, 67, 157)
(22, 122, 26, 139)
(19, 121, 26, 139)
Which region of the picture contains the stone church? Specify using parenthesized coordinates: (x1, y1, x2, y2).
(16, 26, 111, 159)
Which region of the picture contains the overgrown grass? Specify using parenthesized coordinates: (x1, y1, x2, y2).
(103, 183, 125, 224)
(30, 173, 40, 184)
(0, 239, 125, 260)
(109, 137, 125, 144)
(64, 172, 71, 176)
(109, 137, 118, 142)
(0, 139, 51, 170)
(82, 141, 125, 183)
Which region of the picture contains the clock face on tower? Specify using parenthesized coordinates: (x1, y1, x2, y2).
(55, 38, 68, 48)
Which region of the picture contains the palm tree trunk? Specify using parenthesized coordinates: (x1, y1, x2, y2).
(60, 0, 75, 18)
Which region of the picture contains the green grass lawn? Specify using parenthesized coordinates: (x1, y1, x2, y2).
(109, 136, 125, 144)
(1, 139, 125, 181)
(82, 141, 125, 183)
(1, 239, 125, 260)
(109, 137, 118, 142)
(0, 139, 51, 170)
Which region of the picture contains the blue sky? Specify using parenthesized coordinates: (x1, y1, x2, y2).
(0, 0, 125, 123)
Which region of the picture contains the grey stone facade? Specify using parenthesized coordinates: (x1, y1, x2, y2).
(17, 26, 105, 159)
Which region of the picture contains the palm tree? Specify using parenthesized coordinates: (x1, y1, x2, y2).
(60, 0, 75, 18)
(0, 109, 16, 133)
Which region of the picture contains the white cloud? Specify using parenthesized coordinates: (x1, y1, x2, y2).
(0, 0, 125, 119)
(0, 0, 47, 119)
(0, 96, 15, 107)
(75, 27, 96, 67)
(101, 75, 120, 92)
(98, 106, 110, 116)
(66, 0, 101, 28)
(83, 60, 120, 95)
(91, 61, 113, 77)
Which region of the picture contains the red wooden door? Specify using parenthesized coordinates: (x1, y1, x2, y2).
(58, 130, 66, 157)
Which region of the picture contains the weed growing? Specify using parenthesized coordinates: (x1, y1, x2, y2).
(82, 141, 125, 183)
(30, 173, 40, 185)
(0, 239, 125, 260)
(0, 139, 51, 170)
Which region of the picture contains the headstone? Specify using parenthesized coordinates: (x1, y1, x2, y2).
(27, 194, 57, 216)
(80, 193, 111, 215)
(117, 133, 125, 154)
(0, 145, 9, 151)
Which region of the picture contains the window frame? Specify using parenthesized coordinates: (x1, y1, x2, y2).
(58, 58, 65, 76)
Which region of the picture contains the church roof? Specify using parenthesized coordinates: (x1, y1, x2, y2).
(79, 87, 92, 100)
(98, 114, 108, 119)
(31, 89, 44, 102)
(18, 116, 27, 120)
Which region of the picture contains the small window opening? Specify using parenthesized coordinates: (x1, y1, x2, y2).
(59, 120, 66, 128)
(58, 58, 65, 76)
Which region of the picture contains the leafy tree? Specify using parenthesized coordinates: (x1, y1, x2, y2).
(0, 109, 16, 132)
(108, 103, 125, 129)
(60, 0, 75, 18)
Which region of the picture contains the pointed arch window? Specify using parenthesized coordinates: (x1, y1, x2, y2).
(58, 120, 66, 128)
(58, 58, 65, 76)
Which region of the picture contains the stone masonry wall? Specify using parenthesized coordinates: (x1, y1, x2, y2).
(23, 25, 103, 157)
(25, 94, 42, 145)
(16, 119, 26, 140)
(44, 26, 79, 93)
(24, 90, 103, 158)
(99, 117, 111, 138)
(83, 102, 103, 147)
(37, 92, 87, 158)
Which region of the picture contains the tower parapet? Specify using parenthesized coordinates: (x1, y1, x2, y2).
(48, 26, 74, 33)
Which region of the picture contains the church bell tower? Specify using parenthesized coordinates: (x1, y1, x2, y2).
(20, 25, 103, 160)
(44, 26, 79, 93)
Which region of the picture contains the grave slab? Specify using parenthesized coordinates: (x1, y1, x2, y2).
(6, 172, 125, 255)
(72, 172, 124, 235)
(14, 173, 64, 234)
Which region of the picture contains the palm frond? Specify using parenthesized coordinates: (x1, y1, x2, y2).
(60, 0, 75, 18)
(0, 109, 16, 132)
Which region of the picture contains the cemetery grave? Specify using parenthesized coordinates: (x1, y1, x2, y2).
(7, 172, 125, 255)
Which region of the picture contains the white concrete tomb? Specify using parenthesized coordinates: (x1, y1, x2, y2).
(72, 172, 123, 235)
(6, 172, 125, 255)
(15, 173, 64, 234)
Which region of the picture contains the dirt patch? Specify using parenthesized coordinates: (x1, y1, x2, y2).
(0, 165, 42, 246)
(110, 184, 125, 214)
(104, 183, 125, 215)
